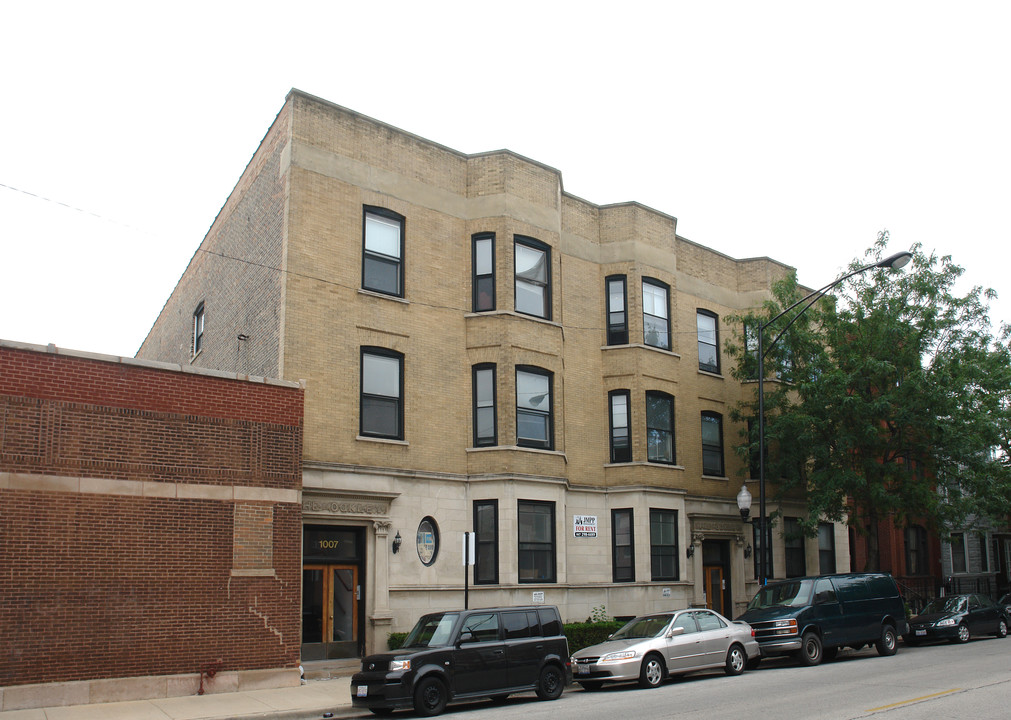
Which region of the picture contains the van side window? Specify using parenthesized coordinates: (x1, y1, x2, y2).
(538, 607, 562, 636)
(813, 578, 837, 603)
(462, 613, 500, 642)
(833, 576, 870, 601)
(502, 610, 539, 639)
(867, 575, 898, 598)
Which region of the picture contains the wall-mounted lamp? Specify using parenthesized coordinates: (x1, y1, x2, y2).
(744, 544, 752, 559)
(392, 531, 402, 554)
(686, 543, 695, 559)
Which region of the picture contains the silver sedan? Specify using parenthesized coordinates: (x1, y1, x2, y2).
(571, 609, 761, 690)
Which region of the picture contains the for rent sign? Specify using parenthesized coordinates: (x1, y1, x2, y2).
(573, 515, 598, 538)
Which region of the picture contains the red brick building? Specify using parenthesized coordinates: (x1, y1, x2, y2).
(0, 340, 304, 711)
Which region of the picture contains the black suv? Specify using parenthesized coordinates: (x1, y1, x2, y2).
(351, 605, 570, 716)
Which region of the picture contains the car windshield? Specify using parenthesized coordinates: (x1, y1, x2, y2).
(402, 612, 460, 648)
(611, 615, 672, 639)
(747, 580, 813, 610)
(922, 597, 966, 615)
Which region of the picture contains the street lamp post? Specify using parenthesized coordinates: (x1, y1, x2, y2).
(753, 251, 912, 586)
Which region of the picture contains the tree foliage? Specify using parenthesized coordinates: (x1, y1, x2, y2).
(726, 232, 1011, 571)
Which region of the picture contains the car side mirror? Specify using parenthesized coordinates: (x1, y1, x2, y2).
(456, 631, 474, 646)
(667, 626, 685, 638)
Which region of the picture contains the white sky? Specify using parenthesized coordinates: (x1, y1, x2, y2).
(3, 1, 1009, 359)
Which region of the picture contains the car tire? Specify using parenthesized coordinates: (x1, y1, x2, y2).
(796, 632, 823, 666)
(535, 664, 564, 701)
(953, 623, 970, 644)
(578, 681, 603, 692)
(413, 676, 448, 717)
(995, 619, 1008, 638)
(725, 644, 746, 676)
(876, 624, 898, 656)
(638, 652, 666, 688)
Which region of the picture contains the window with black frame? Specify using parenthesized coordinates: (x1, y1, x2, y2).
(649, 508, 678, 581)
(518, 500, 555, 583)
(362, 207, 405, 297)
(605, 275, 628, 345)
(516, 366, 553, 450)
(472, 364, 497, 447)
(646, 391, 675, 464)
(642, 278, 670, 350)
(609, 390, 631, 463)
(697, 309, 720, 373)
(784, 517, 806, 578)
(474, 500, 498, 584)
(905, 525, 928, 575)
(472, 233, 495, 311)
(360, 347, 403, 439)
(514, 236, 551, 319)
(701, 411, 724, 476)
(612, 508, 634, 582)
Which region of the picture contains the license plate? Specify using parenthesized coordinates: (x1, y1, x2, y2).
(357, 685, 368, 697)
(915, 629, 926, 636)
(576, 665, 589, 675)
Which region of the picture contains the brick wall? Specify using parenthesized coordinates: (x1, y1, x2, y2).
(0, 343, 303, 688)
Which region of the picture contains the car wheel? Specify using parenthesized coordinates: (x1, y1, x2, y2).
(954, 623, 970, 644)
(876, 624, 898, 656)
(413, 676, 448, 717)
(638, 653, 666, 688)
(796, 632, 823, 666)
(725, 644, 746, 676)
(995, 619, 1008, 638)
(535, 664, 564, 701)
(578, 681, 603, 692)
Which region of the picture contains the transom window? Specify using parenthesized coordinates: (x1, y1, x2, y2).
(646, 391, 675, 464)
(642, 279, 670, 350)
(363, 207, 405, 297)
(701, 411, 724, 476)
(360, 347, 403, 439)
(516, 367, 553, 450)
(472, 233, 495, 311)
(606, 275, 628, 345)
(697, 310, 720, 373)
(514, 237, 551, 319)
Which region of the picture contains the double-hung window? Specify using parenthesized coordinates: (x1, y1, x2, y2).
(650, 508, 678, 581)
(701, 411, 724, 476)
(472, 233, 495, 311)
(472, 364, 497, 447)
(818, 522, 836, 574)
(518, 500, 555, 583)
(516, 366, 553, 450)
(474, 500, 499, 584)
(192, 302, 205, 356)
(642, 278, 670, 350)
(753, 517, 774, 579)
(784, 517, 806, 578)
(360, 347, 403, 439)
(514, 236, 550, 319)
(646, 391, 675, 464)
(697, 310, 720, 373)
(950, 532, 967, 573)
(605, 275, 628, 345)
(362, 207, 405, 297)
(609, 390, 631, 463)
(612, 508, 634, 582)
(905, 525, 928, 576)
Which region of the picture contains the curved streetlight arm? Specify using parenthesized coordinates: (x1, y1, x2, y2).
(754, 249, 910, 587)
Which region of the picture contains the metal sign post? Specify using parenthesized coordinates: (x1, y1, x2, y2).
(462, 532, 475, 609)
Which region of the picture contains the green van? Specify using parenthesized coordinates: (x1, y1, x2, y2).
(736, 572, 907, 666)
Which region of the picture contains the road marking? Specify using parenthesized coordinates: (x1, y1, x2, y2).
(867, 689, 961, 711)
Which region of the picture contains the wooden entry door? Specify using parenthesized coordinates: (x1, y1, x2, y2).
(704, 565, 725, 615)
(302, 564, 358, 660)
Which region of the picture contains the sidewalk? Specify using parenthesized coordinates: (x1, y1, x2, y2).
(0, 675, 356, 720)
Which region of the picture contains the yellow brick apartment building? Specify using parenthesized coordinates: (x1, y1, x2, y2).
(138, 89, 847, 660)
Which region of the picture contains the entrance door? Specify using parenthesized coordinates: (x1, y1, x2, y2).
(704, 566, 725, 615)
(302, 565, 358, 660)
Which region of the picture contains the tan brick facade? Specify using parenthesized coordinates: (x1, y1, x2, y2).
(138, 90, 841, 657)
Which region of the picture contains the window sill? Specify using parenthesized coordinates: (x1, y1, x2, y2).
(606, 461, 685, 471)
(466, 310, 562, 329)
(358, 288, 409, 304)
(356, 435, 409, 446)
(466, 444, 566, 459)
(698, 369, 724, 379)
(602, 343, 682, 358)
(701, 474, 729, 481)
(190, 349, 203, 364)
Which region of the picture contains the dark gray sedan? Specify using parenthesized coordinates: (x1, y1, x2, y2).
(571, 609, 760, 690)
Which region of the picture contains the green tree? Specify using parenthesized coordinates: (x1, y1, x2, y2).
(727, 232, 1011, 571)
